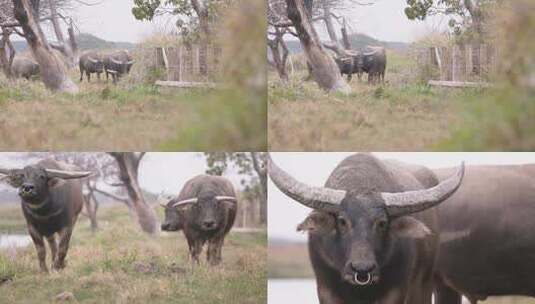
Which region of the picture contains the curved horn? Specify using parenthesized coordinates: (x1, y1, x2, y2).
(381, 162, 465, 217)
(126, 60, 134, 65)
(111, 58, 123, 65)
(87, 56, 99, 64)
(169, 197, 198, 208)
(267, 154, 346, 212)
(45, 169, 92, 179)
(157, 192, 176, 208)
(215, 196, 237, 202)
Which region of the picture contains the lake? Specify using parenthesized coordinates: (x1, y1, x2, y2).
(267, 278, 487, 304)
(268, 279, 318, 304)
(0, 234, 32, 249)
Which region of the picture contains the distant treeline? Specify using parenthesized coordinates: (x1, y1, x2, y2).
(284, 33, 409, 54)
(12, 33, 137, 53)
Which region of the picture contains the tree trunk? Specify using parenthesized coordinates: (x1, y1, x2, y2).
(83, 191, 99, 232)
(286, 0, 350, 94)
(341, 19, 351, 50)
(47, 0, 74, 66)
(268, 28, 289, 82)
(12, 0, 78, 93)
(464, 0, 483, 76)
(0, 28, 15, 77)
(109, 152, 159, 235)
(191, 0, 209, 77)
(250, 152, 267, 225)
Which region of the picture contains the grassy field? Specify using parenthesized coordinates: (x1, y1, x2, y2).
(0, 71, 266, 151)
(268, 50, 495, 151)
(0, 205, 267, 304)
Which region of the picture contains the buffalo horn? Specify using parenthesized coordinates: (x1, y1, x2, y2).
(45, 169, 92, 179)
(267, 154, 345, 212)
(169, 197, 198, 208)
(215, 196, 237, 202)
(381, 162, 465, 217)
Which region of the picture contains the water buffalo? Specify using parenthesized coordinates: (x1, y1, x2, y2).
(79, 50, 104, 82)
(160, 175, 237, 266)
(11, 57, 39, 80)
(359, 46, 386, 84)
(334, 52, 363, 82)
(268, 153, 464, 304)
(0, 159, 91, 273)
(433, 164, 535, 304)
(104, 50, 134, 83)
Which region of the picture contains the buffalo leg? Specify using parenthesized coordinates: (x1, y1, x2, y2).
(435, 279, 462, 304)
(347, 74, 352, 82)
(86, 72, 91, 82)
(187, 238, 203, 265)
(28, 225, 47, 272)
(207, 237, 224, 266)
(46, 235, 57, 268)
(53, 226, 73, 270)
(80, 69, 83, 82)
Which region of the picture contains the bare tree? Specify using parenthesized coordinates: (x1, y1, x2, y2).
(268, 0, 294, 81)
(7, 0, 78, 92)
(285, 0, 350, 93)
(108, 152, 159, 235)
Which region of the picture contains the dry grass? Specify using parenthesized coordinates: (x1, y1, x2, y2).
(0, 70, 266, 150)
(268, 50, 468, 151)
(0, 205, 267, 303)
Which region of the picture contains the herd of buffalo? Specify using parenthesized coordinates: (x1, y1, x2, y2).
(10, 49, 135, 83)
(0, 160, 237, 272)
(2, 153, 535, 304)
(269, 153, 535, 304)
(334, 46, 387, 85)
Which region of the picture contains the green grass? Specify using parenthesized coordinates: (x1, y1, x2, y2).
(0, 205, 267, 304)
(438, 84, 535, 151)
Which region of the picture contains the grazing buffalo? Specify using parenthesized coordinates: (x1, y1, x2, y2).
(11, 57, 39, 80)
(104, 50, 134, 83)
(0, 159, 91, 272)
(160, 175, 237, 266)
(359, 46, 386, 84)
(433, 164, 535, 304)
(268, 153, 464, 304)
(79, 50, 104, 82)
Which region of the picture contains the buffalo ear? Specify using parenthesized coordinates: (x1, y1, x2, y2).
(297, 211, 335, 234)
(389, 216, 431, 239)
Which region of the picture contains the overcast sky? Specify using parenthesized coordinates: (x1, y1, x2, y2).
(0, 153, 244, 195)
(26, 0, 450, 44)
(268, 152, 535, 242)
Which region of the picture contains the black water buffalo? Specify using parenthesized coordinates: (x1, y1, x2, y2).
(79, 50, 104, 82)
(104, 50, 134, 83)
(334, 52, 362, 82)
(268, 153, 464, 304)
(0, 159, 91, 272)
(160, 175, 237, 266)
(432, 164, 535, 304)
(359, 46, 386, 84)
(12, 57, 39, 80)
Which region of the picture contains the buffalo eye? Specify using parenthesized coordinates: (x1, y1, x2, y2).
(336, 215, 350, 233)
(376, 219, 388, 231)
